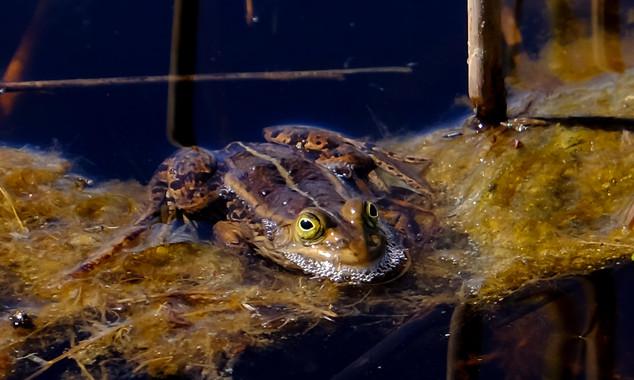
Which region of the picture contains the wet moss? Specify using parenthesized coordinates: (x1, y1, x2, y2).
(394, 121, 634, 300)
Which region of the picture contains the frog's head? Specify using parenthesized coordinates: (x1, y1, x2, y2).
(260, 198, 408, 283)
(263, 125, 343, 151)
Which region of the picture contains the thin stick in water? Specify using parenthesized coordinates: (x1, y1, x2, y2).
(0, 67, 413, 93)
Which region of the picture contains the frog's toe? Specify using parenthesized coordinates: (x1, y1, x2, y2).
(213, 221, 247, 247)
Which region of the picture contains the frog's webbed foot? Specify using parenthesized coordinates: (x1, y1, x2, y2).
(68, 147, 220, 278)
(373, 146, 430, 165)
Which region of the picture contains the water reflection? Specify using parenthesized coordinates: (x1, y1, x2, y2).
(446, 266, 627, 379)
(504, 0, 630, 89)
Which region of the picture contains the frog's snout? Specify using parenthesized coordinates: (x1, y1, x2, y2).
(342, 232, 385, 266)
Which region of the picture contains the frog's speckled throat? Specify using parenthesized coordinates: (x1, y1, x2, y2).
(283, 223, 408, 283)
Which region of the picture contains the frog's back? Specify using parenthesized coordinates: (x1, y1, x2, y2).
(221, 142, 352, 222)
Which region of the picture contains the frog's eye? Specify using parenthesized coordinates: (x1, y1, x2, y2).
(364, 201, 379, 227)
(296, 213, 324, 241)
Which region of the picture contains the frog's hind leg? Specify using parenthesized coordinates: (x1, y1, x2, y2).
(213, 220, 249, 247)
(267, 125, 433, 196)
(377, 147, 431, 165)
(66, 224, 149, 277)
(166, 147, 219, 215)
(367, 148, 432, 196)
(380, 198, 438, 246)
(66, 157, 175, 277)
(66, 187, 168, 278)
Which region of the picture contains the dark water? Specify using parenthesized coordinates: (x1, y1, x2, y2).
(230, 263, 634, 380)
(0, 0, 468, 181)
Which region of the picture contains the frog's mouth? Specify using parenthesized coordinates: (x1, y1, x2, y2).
(283, 224, 408, 284)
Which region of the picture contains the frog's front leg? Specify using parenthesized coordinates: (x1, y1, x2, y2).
(68, 147, 218, 277)
(213, 221, 251, 248)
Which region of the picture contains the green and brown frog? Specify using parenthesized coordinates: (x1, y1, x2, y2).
(71, 126, 434, 283)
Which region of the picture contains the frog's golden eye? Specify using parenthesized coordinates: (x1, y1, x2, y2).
(364, 201, 379, 227)
(296, 213, 324, 240)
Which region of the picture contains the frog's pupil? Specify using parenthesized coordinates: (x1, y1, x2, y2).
(368, 203, 378, 217)
(300, 219, 314, 231)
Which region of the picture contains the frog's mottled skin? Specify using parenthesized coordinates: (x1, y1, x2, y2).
(263, 125, 432, 194)
(71, 127, 433, 283)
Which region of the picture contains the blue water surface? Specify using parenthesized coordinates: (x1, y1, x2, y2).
(0, 0, 468, 180)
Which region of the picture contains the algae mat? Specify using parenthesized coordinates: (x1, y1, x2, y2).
(1, 118, 633, 377)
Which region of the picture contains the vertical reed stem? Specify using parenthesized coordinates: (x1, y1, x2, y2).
(167, 0, 200, 146)
(467, 0, 507, 124)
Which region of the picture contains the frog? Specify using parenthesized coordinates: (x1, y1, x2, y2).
(263, 124, 432, 196)
(70, 127, 433, 284)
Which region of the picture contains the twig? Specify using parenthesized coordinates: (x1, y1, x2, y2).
(133, 356, 174, 374)
(0, 185, 28, 233)
(73, 357, 96, 380)
(24, 322, 131, 380)
(575, 240, 634, 249)
(0, 67, 413, 93)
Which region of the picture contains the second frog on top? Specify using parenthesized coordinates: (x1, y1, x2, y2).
(72, 125, 435, 284)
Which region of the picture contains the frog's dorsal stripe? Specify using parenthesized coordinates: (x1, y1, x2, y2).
(235, 142, 324, 208)
(241, 142, 354, 204)
(312, 162, 353, 200)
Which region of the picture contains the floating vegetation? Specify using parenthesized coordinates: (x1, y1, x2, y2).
(0, 146, 462, 378)
(394, 120, 634, 300)
(0, 184, 27, 234)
